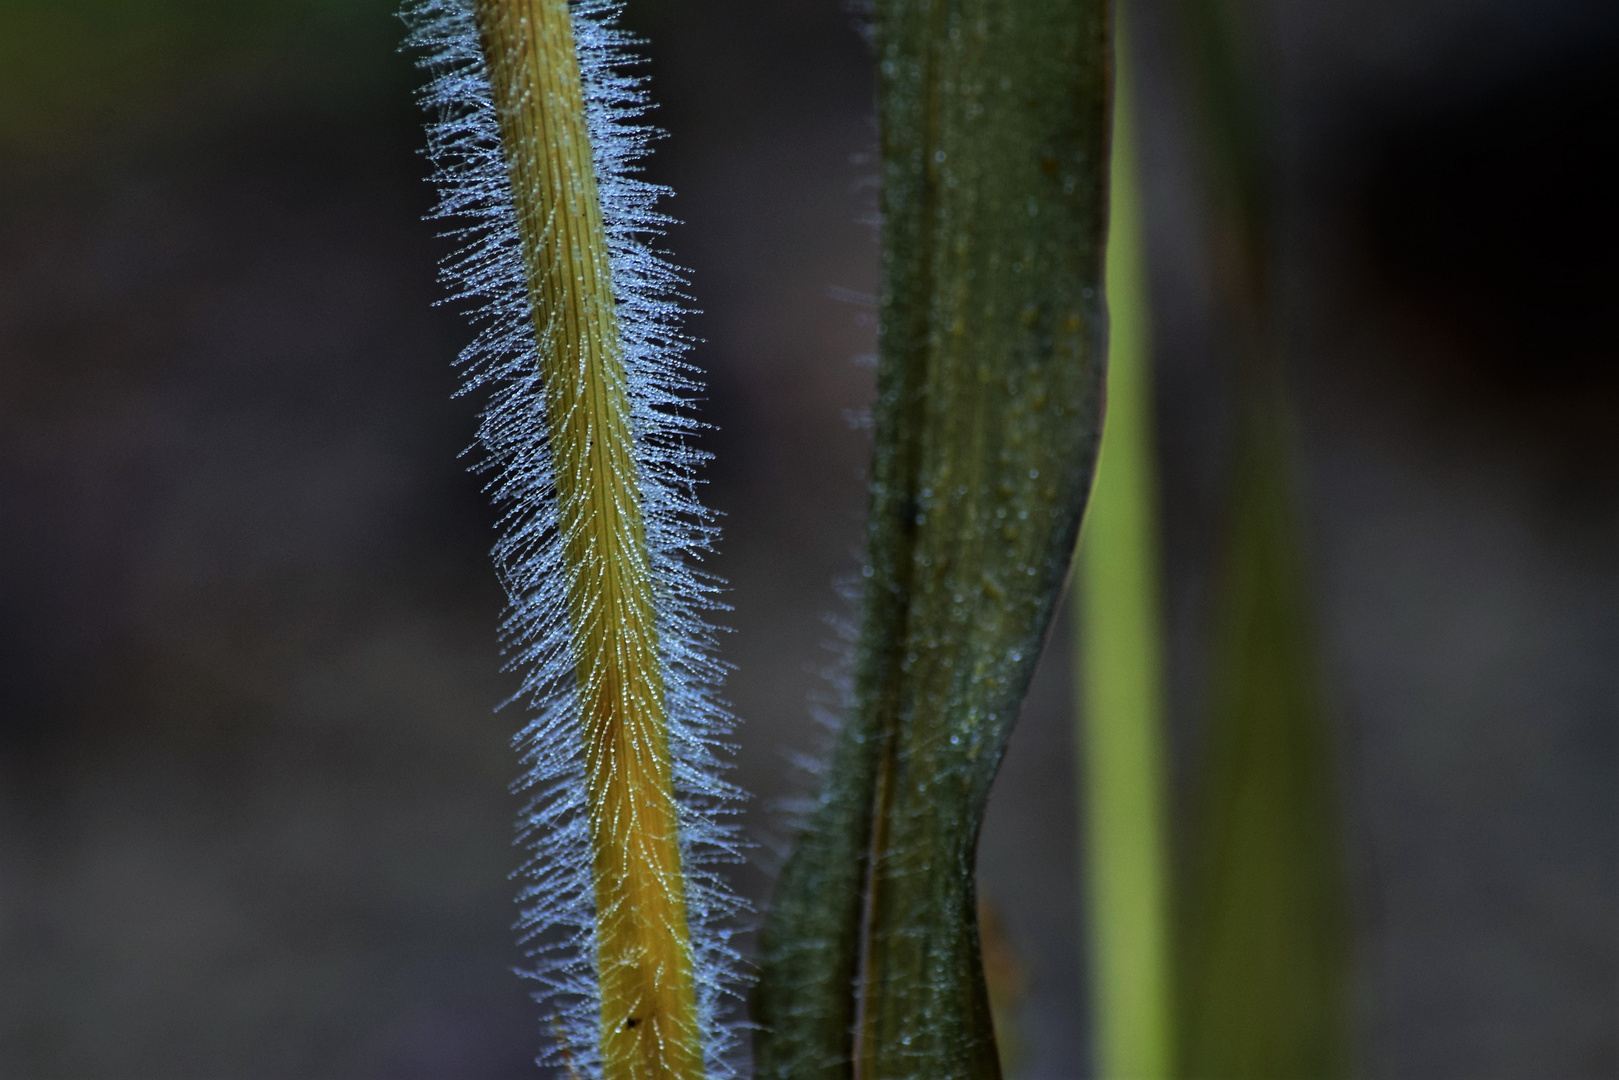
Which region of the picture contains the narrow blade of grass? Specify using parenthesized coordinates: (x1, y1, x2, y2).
(1072, 22, 1175, 1078)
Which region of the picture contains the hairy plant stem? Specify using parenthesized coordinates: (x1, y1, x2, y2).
(475, 2, 700, 1076)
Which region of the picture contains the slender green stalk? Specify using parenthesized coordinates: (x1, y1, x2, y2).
(1072, 26, 1174, 1079)
(474, 3, 701, 1076)
(754, 1, 1112, 1076)
(409, 0, 742, 1073)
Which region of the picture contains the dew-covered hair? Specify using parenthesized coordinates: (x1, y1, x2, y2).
(401, 0, 744, 1073)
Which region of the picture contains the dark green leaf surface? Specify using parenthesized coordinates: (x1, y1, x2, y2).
(753, 1, 1111, 1076)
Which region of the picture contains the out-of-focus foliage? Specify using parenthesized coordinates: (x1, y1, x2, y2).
(1170, 0, 1353, 1073)
(1072, 23, 1175, 1079)
(1073, 0, 1353, 1074)
(1179, 395, 1351, 1079)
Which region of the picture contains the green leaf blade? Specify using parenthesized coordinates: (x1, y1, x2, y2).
(755, 1, 1112, 1076)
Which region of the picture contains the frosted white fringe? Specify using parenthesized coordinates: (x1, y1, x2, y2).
(402, 1, 745, 1074)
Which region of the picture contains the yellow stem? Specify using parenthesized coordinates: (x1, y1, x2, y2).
(474, 2, 701, 1077)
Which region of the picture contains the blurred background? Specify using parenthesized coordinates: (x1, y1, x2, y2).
(0, 0, 1613, 1076)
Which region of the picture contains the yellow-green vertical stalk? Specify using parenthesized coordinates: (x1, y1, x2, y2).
(1073, 26, 1174, 1080)
(475, 2, 700, 1077)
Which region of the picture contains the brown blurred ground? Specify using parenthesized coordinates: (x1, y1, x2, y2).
(0, 0, 1614, 1077)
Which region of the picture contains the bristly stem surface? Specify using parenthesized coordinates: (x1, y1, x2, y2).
(475, 1, 701, 1076)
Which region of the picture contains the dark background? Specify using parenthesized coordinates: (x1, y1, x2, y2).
(0, 0, 1614, 1076)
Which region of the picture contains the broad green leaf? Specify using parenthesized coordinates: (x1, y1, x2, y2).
(754, 1, 1112, 1076)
